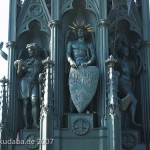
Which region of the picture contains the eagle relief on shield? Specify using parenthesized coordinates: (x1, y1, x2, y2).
(69, 66, 99, 113)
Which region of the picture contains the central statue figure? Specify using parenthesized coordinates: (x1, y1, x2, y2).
(66, 22, 99, 113)
(66, 23, 95, 68)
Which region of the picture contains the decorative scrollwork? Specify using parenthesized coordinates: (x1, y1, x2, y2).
(105, 55, 117, 68)
(60, 0, 74, 17)
(29, 4, 42, 16)
(24, 133, 39, 150)
(98, 19, 110, 27)
(40, 104, 50, 115)
(122, 132, 137, 149)
(72, 118, 90, 136)
(48, 20, 60, 28)
(6, 41, 16, 48)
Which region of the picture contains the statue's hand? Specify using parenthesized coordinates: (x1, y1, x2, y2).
(14, 59, 25, 68)
(0, 42, 3, 50)
(14, 59, 27, 76)
(14, 60, 19, 68)
(70, 60, 77, 68)
(81, 62, 88, 67)
(14, 59, 26, 71)
(42, 57, 54, 66)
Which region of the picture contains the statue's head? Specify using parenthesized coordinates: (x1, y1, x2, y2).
(116, 34, 130, 58)
(76, 28, 85, 38)
(122, 45, 129, 57)
(69, 21, 93, 38)
(26, 43, 40, 57)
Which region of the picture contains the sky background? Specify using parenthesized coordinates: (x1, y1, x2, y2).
(0, 0, 9, 125)
(0, 0, 9, 79)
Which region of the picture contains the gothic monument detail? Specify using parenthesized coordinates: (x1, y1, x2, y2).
(66, 22, 99, 113)
(14, 43, 51, 129)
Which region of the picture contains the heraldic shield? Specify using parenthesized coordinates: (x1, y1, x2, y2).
(69, 66, 99, 113)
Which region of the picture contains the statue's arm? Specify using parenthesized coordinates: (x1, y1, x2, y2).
(14, 59, 27, 77)
(66, 41, 77, 68)
(0, 42, 3, 50)
(134, 51, 143, 77)
(134, 61, 142, 77)
(115, 60, 122, 73)
(87, 43, 96, 65)
(42, 57, 53, 66)
(66, 41, 73, 63)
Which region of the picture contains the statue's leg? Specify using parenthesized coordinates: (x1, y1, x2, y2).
(130, 97, 141, 127)
(31, 96, 39, 128)
(118, 78, 132, 111)
(23, 98, 30, 129)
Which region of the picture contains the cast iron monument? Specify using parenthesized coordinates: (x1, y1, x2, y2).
(0, 0, 150, 150)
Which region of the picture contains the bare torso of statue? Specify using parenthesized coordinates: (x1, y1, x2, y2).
(67, 28, 95, 69)
(116, 38, 142, 128)
(119, 59, 134, 81)
(68, 40, 92, 66)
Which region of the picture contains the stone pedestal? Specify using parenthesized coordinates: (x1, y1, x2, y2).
(14, 129, 39, 150)
(67, 113, 94, 136)
(53, 128, 108, 150)
(52, 113, 108, 150)
(122, 129, 148, 150)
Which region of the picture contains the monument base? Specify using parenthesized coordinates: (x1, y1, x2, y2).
(53, 127, 108, 150)
(14, 129, 39, 150)
(52, 113, 108, 150)
(122, 129, 148, 150)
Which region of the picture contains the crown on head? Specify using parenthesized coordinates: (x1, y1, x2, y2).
(69, 21, 93, 32)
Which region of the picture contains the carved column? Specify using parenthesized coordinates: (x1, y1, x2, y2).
(40, 63, 54, 150)
(48, 20, 61, 128)
(8, 0, 17, 41)
(6, 0, 17, 141)
(48, 1, 62, 149)
(6, 41, 17, 139)
(48, 20, 63, 150)
(97, 19, 109, 127)
(106, 55, 121, 150)
(51, 0, 59, 20)
(140, 1, 150, 145)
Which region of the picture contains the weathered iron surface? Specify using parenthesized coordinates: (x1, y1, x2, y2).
(69, 66, 99, 113)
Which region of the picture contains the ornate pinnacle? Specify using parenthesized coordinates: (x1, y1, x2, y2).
(105, 55, 117, 68)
